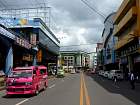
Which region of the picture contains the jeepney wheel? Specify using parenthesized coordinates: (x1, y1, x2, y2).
(6, 94, 11, 98)
(43, 83, 47, 90)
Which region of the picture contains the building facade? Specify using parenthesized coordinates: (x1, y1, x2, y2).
(0, 18, 60, 75)
(113, 0, 140, 77)
(102, 13, 119, 71)
(88, 52, 97, 70)
(59, 51, 89, 72)
(96, 43, 103, 70)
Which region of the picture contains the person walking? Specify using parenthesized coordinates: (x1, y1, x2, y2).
(130, 71, 135, 90)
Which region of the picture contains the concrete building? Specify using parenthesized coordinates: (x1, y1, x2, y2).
(102, 13, 119, 71)
(96, 43, 103, 70)
(113, 0, 140, 76)
(59, 51, 89, 72)
(0, 24, 33, 75)
(0, 18, 60, 75)
(88, 52, 97, 70)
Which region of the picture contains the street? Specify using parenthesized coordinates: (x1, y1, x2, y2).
(0, 73, 140, 105)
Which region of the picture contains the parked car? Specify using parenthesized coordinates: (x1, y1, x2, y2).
(76, 69, 80, 73)
(108, 70, 123, 80)
(98, 70, 104, 76)
(6, 66, 48, 96)
(71, 69, 76, 74)
(57, 67, 65, 77)
(103, 71, 110, 78)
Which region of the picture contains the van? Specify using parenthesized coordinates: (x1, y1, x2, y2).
(6, 66, 48, 96)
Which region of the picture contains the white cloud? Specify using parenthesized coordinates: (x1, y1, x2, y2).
(49, 0, 123, 52)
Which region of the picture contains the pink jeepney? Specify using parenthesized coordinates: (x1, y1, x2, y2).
(6, 66, 48, 95)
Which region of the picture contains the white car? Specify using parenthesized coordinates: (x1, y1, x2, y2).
(108, 70, 123, 80)
(71, 69, 76, 74)
(98, 70, 104, 76)
(103, 71, 110, 78)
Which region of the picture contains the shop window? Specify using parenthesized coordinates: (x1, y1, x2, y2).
(33, 70, 36, 75)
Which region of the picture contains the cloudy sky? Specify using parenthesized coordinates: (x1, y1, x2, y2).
(48, 0, 123, 52)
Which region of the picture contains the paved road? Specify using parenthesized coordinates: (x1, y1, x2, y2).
(0, 73, 139, 105)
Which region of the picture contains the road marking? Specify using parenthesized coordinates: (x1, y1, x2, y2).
(15, 99, 29, 105)
(80, 73, 83, 105)
(49, 84, 56, 88)
(80, 72, 91, 105)
(82, 73, 91, 105)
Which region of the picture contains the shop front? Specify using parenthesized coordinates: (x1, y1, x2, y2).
(13, 36, 32, 66)
(0, 25, 15, 75)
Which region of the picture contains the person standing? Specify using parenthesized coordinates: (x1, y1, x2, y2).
(130, 71, 135, 90)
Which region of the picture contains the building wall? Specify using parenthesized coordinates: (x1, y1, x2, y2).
(113, 0, 140, 74)
(60, 51, 89, 70)
(102, 13, 117, 70)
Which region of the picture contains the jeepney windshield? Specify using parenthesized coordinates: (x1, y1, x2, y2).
(12, 70, 32, 78)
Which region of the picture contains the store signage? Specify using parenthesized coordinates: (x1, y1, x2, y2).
(0, 26, 15, 39)
(15, 37, 31, 49)
(22, 55, 33, 61)
(37, 50, 42, 62)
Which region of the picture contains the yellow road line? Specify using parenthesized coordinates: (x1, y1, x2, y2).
(82, 73, 91, 105)
(80, 72, 91, 105)
(80, 73, 84, 105)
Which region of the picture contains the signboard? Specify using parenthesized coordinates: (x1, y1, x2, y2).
(37, 50, 42, 62)
(22, 54, 33, 61)
(15, 37, 31, 49)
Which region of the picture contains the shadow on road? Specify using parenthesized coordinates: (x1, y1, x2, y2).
(2, 89, 45, 99)
(86, 73, 140, 105)
(2, 94, 32, 98)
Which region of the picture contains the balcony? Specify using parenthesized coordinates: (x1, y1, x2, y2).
(114, 0, 136, 24)
(113, 6, 137, 36)
(115, 31, 137, 50)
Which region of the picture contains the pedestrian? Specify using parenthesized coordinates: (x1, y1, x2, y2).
(130, 71, 135, 90)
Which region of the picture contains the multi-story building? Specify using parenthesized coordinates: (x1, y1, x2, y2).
(0, 18, 60, 75)
(59, 51, 89, 71)
(113, 0, 140, 76)
(102, 13, 119, 71)
(88, 52, 97, 70)
(96, 43, 103, 70)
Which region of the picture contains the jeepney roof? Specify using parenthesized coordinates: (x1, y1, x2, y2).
(14, 66, 35, 71)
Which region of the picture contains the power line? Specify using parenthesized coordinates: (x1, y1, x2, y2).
(81, 0, 113, 24)
(81, 0, 106, 18)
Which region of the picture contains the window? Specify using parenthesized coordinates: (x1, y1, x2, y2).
(33, 70, 36, 75)
(40, 69, 46, 75)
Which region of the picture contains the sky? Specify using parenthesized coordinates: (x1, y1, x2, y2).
(0, 0, 123, 52)
(49, 0, 123, 52)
